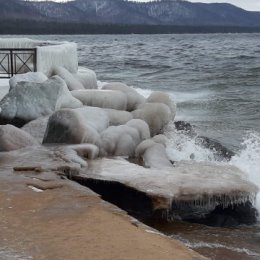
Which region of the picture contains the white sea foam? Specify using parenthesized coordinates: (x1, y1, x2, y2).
(176, 239, 260, 257)
(164, 122, 216, 162)
(230, 132, 260, 215)
(164, 121, 260, 216)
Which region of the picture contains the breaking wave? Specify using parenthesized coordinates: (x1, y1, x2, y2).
(230, 132, 260, 216)
(164, 122, 260, 216)
(174, 239, 260, 257)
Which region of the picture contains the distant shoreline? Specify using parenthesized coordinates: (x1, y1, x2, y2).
(1, 21, 260, 34)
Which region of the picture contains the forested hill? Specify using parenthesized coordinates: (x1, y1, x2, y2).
(1, 0, 260, 34)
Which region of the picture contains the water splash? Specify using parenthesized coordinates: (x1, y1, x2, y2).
(164, 122, 216, 162)
(230, 132, 260, 215)
(172, 239, 260, 257)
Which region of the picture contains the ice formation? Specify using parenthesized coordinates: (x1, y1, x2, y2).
(132, 103, 172, 136)
(126, 119, 150, 140)
(103, 109, 133, 126)
(102, 82, 145, 111)
(146, 91, 176, 120)
(86, 158, 258, 211)
(37, 42, 78, 76)
(52, 66, 84, 91)
(72, 89, 128, 110)
(0, 38, 78, 76)
(0, 76, 82, 124)
(135, 139, 172, 169)
(74, 67, 98, 89)
(43, 107, 109, 147)
(0, 124, 39, 151)
(101, 125, 141, 156)
(9, 72, 48, 91)
(22, 116, 49, 143)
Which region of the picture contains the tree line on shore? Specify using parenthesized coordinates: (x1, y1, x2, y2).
(1, 19, 260, 34)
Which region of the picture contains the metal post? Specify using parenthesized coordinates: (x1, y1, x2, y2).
(10, 49, 13, 77)
(34, 48, 37, 72)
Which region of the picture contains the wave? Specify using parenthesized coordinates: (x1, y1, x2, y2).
(176, 240, 260, 257)
(230, 132, 260, 216)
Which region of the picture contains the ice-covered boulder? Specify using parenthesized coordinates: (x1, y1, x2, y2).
(101, 125, 139, 156)
(75, 107, 109, 133)
(0, 124, 39, 151)
(77, 158, 258, 223)
(0, 76, 82, 126)
(9, 72, 48, 92)
(67, 144, 99, 160)
(126, 119, 150, 140)
(147, 91, 176, 120)
(51, 66, 84, 91)
(72, 89, 127, 110)
(0, 80, 9, 101)
(103, 109, 133, 126)
(102, 82, 145, 111)
(74, 67, 98, 89)
(136, 136, 172, 169)
(43, 107, 109, 146)
(22, 116, 49, 143)
(132, 103, 171, 136)
(100, 119, 150, 156)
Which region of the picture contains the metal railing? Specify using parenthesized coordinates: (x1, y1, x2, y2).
(0, 48, 37, 78)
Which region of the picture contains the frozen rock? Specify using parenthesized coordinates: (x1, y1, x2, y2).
(75, 107, 109, 133)
(132, 103, 171, 136)
(0, 76, 82, 126)
(126, 119, 150, 140)
(147, 91, 176, 120)
(81, 158, 258, 219)
(74, 67, 98, 89)
(101, 125, 139, 157)
(22, 116, 49, 143)
(0, 80, 9, 101)
(9, 72, 48, 91)
(66, 144, 99, 160)
(72, 89, 128, 110)
(103, 109, 133, 126)
(0, 124, 39, 151)
(100, 119, 149, 156)
(102, 82, 145, 111)
(43, 107, 109, 146)
(52, 66, 84, 91)
(136, 139, 172, 169)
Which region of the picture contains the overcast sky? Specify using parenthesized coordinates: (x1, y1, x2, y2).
(30, 0, 260, 12)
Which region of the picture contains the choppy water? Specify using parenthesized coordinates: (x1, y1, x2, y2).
(10, 34, 260, 259)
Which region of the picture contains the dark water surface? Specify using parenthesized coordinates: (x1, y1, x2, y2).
(6, 34, 260, 260)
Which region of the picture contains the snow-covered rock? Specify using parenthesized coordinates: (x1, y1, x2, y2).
(22, 116, 49, 143)
(52, 66, 84, 91)
(0, 124, 39, 151)
(104, 109, 133, 126)
(126, 119, 150, 140)
(100, 119, 150, 156)
(102, 82, 145, 111)
(43, 107, 109, 146)
(0, 80, 9, 101)
(146, 91, 176, 120)
(132, 103, 171, 136)
(72, 89, 128, 110)
(74, 67, 98, 89)
(9, 72, 48, 92)
(135, 138, 172, 169)
(0, 76, 82, 125)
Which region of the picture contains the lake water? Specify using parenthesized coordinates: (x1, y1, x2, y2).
(9, 34, 260, 259)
